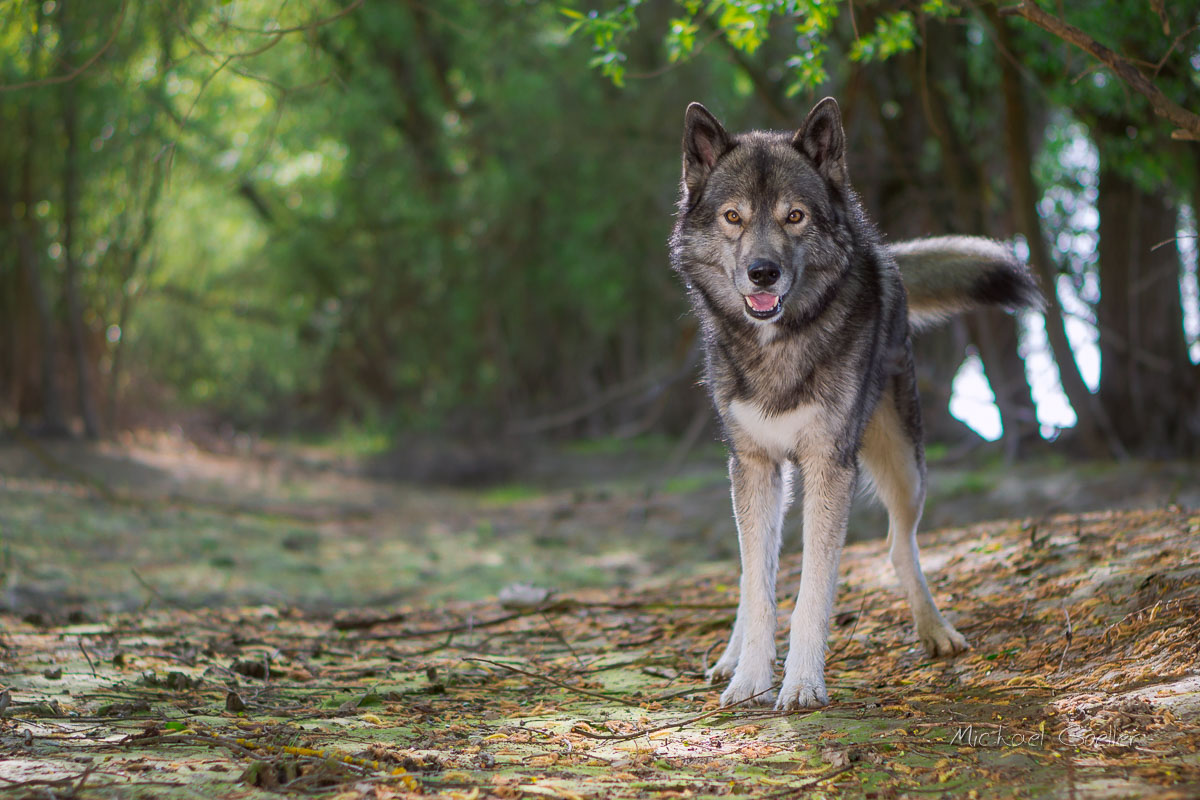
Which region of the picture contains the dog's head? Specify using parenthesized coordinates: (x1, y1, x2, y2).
(672, 98, 853, 326)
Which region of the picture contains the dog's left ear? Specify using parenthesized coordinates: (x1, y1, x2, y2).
(794, 97, 848, 186)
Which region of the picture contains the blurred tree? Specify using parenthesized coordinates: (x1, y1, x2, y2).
(1, 0, 1195, 461)
(1, 1, 65, 433)
(1009, 1, 1200, 455)
(57, 0, 101, 437)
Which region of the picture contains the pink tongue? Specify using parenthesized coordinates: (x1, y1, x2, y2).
(746, 293, 778, 312)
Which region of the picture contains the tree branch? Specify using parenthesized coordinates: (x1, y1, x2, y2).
(999, 1, 1200, 140)
(0, 0, 128, 93)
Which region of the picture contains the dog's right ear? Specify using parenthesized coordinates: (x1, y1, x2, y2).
(682, 103, 732, 201)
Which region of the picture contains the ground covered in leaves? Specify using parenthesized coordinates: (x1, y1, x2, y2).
(4, 496, 1200, 798)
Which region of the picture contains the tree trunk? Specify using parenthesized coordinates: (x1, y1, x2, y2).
(8, 2, 68, 435)
(908, 32, 1038, 454)
(1095, 163, 1199, 456)
(990, 8, 1121, 458)
(965, 310, 1039, 456)
(107, 17, 168, 429)
(58, 0, 101, 438)
(912, 319, 975, 444)
(10, 192, 67, 435)
(0, 168, 18, 421)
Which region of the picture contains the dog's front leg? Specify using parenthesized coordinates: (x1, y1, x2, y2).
(714, 451, 786, 707)
(778, 457, 856, 710)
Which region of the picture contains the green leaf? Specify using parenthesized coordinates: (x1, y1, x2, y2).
(849, 11, 917, 63)
(919, 0, 958, 18)
(665, 17, 699, 62)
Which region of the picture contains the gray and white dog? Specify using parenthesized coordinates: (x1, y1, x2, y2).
(670, 98, 1042, 710)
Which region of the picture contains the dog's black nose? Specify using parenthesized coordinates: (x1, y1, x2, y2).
(747, 260, 781, 287)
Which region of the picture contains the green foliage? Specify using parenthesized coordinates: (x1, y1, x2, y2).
(569, 0, 933, 95)
(712, 1, 775, 54)
(2, 0, 770, 433)
(848, 11, 916, 63)
(665, 17, 699, 63)
(1, 0, 1196, 447)
(567, 0, 1196, 198)
(562, 2, 643, 86)
(780, 0, 844, 93)
(1011, 2, 1198, 193)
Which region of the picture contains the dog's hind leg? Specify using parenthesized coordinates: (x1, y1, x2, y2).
(711, 452, 789, 707)
(861, 389, 969, 658)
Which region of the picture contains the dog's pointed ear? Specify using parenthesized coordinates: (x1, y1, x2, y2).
(793, 97, 848, 186)
(682, 103, 733, 200)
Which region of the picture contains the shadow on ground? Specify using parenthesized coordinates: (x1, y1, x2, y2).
(1, 435, 1196, 616)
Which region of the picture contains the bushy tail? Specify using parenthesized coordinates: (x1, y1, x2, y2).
(887, 235, 1044, 330)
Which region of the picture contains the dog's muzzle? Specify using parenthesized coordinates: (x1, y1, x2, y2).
(744, 292, 783, 319)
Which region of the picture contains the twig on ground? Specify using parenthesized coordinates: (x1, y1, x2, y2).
(569, 685, 796, 741)
(466, 657, 643, 708)
(1057, 605, 1073, 674)
(828, 594, 870, 663)
(332, 612, 407, 631)
(351, 598, 737, 641)
(130, 568, 175, 610)
(540, 610, 585, 668)
(78, 639, 98, 679)
(758, 763, 857, 797)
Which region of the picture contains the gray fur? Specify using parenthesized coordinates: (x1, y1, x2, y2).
(889, 235, 1045, 329)
(670, 98, 1042, 711)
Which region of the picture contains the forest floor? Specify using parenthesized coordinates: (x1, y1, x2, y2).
(2, 433, 1199, 799)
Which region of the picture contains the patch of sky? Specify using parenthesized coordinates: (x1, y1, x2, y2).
(950, 352, 1002, 442)
(1179, 205, 1199, 363)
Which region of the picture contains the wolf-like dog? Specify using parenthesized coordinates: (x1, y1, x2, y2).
(670, 98, 1042, 710)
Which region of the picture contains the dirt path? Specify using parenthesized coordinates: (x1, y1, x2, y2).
(3, 506, 1200, 798)
(2, 438, 1200, 797)
(2, 437, 1196, 616)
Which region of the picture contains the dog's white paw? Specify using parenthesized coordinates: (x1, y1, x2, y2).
(706, 654, 738, 683)
(919, 623, 969, 657)
(720, 670, 775, 707)
(776, 676, 829, 710)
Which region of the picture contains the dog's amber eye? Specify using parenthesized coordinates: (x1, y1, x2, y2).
(723, 209, 741, 224)
(786, 209, 805, 224)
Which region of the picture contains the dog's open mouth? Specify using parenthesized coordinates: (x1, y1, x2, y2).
(744, 292, 783, 319)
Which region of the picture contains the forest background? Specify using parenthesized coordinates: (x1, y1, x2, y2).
(1, 0, 1198, 468)
(4, 7, 1200, 796)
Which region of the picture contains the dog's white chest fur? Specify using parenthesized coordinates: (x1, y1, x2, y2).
(727, 399, 820, 456)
